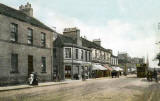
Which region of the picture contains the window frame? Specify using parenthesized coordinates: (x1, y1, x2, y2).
(64, 47, 72, 59)
(75, 48, 78, 59)
(41, 57, 46, 73)
(11, 53, 18, 73)
(95, 50, 97, 58)
(81, 50, 84, 60)
(10, 23, 18, 42)
(85, 50, 87, 61)
(41, 32, 46, 47)
(89, 51, 91, 61)
(27, 28, 33, 45)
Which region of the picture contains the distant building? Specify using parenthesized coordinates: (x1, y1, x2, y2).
(131, 57, 144, 65)
(118, 52, 145, 72)
(0, 3, 54, 85)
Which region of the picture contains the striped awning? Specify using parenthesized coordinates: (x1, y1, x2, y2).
(103, 65, 113, 71)
(92, 64, 107, 70)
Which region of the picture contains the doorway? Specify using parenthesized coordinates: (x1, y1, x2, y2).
(65, 65, 71, 79)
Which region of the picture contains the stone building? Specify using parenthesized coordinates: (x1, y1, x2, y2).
(87, 39, 111, 65)
(53, 28, 92, 80)
(110, 55, 118, 66)
(82, 38, 112, 77)
(0, 3, 54, 85)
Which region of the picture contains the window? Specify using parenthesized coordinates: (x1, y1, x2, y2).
(27, 28, 33, 45)
(85, 50, 87, 61)
(65, 48, 71, 58)
(100, 51, 102, 57)
(89, 52, 91, 61)
(75, 49, 78, 59)
(81, 50, 84, 60)
(41, 32, 46, 47)
(11, 53, 18, 73)
(104, 53, 106, 60)
(53, 48, 57, 58)
(41, 57, 46, 73)
(10, 23, 18, 42)
(95, 50, 97, 58)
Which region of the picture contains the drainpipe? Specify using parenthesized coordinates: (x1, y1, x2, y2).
(51, 33, 53, 81)
(72, 43, 73, 79)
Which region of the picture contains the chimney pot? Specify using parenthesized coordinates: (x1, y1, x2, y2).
(19, 2, 33, 17)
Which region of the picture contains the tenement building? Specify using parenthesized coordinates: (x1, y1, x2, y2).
(53, 28, 92, 80)
(82, 38, 113, 77)
(0, 3, 54, 85)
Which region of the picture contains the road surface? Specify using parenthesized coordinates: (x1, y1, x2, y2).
(0, 75, 159, 101)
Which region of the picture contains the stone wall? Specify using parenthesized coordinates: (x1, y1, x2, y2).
(0, 14, 53, 85)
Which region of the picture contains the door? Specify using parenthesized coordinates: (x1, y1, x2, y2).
(28, 55, 33, 75)
(65, 65, 71, 79)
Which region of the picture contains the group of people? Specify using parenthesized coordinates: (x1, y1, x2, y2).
(146, 70, 158, 82)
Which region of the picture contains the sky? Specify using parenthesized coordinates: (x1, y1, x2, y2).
(1, 0, 160, 67)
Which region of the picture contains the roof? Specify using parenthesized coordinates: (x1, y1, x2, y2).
(57, 34, 76, 44)
(82, 38, 111, 52)
(0, 3, 53, 32)
(54, 34, 76, 47)
(54, 34, 112, 53)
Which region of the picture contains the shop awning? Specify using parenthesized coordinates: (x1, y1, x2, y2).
(112, 67, 123, 71)
(92, 64, 107, 70)
(103, 65, 113, 71)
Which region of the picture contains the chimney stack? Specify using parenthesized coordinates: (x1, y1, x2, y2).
(63, 27, 82, 45)
(19, 2, 33, 17)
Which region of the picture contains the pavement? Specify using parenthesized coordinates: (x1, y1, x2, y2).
(0, 77, 112, 92)
(0, 79, 83, 92)
(0, 75, 125, 92)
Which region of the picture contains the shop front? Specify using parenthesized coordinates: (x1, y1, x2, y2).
(92, 64, 107, 78)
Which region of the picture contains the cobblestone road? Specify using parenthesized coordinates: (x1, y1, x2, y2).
(0, 75, 159, 101)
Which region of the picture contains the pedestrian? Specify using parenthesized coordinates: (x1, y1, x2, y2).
(28, 73, 34, 85)
(154, 70, 158, 82)
(82, 71, 86, 81)
(28, 72, 38, 85)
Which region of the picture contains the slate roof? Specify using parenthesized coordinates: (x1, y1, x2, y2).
(0, 3, 53, 32)
(57, 34, 76, 44)
(82, 38, 111, 52)
(55, 33, 111, 52)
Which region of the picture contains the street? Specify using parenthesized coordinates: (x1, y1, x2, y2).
(0, 75, 159, 101)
